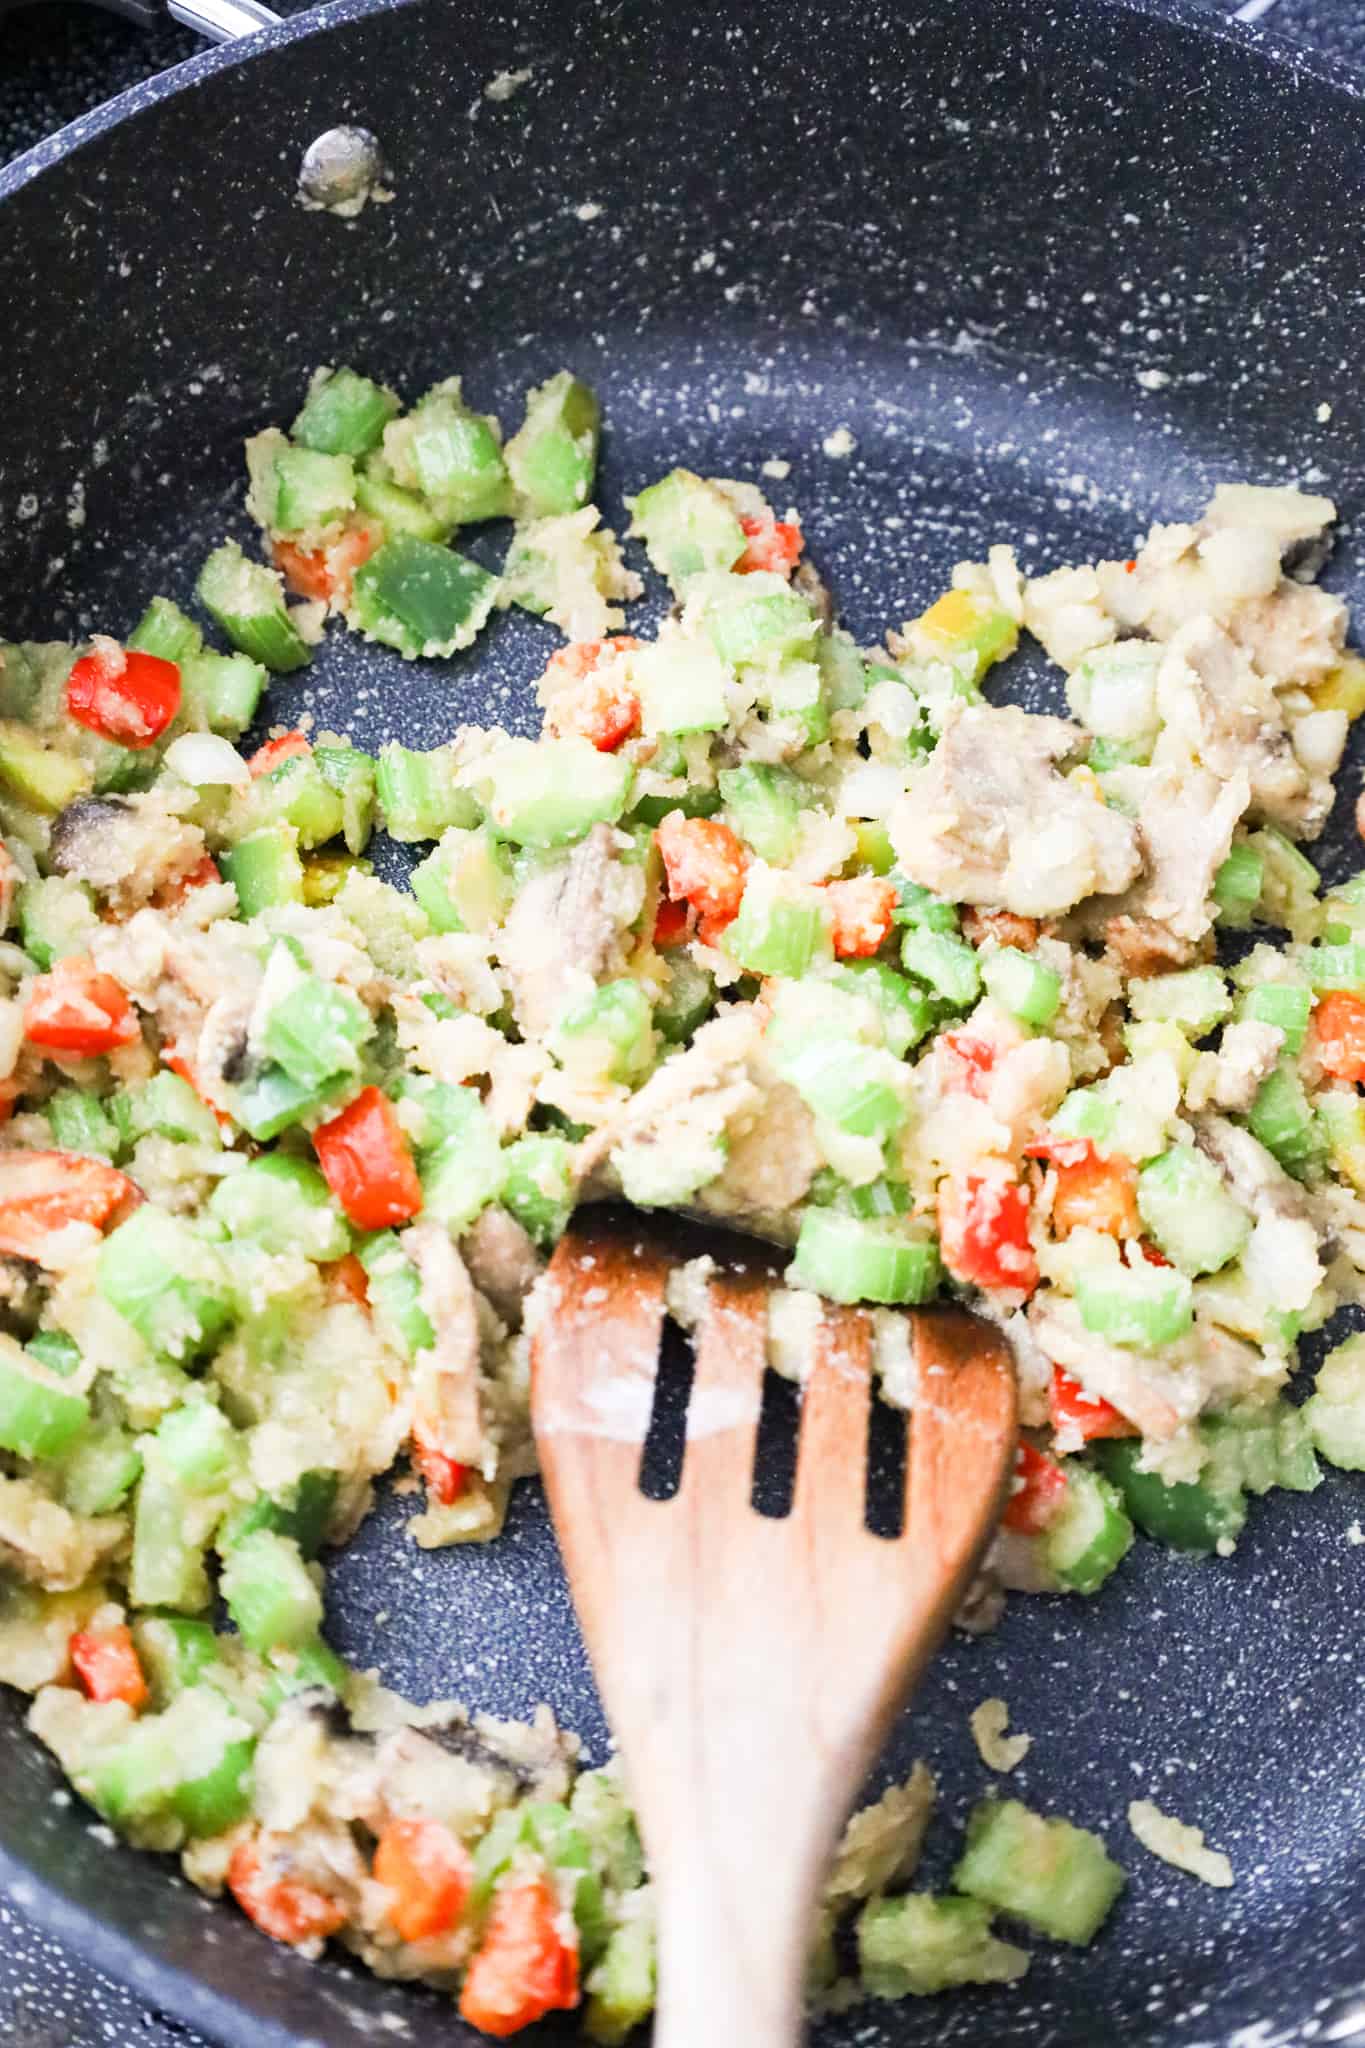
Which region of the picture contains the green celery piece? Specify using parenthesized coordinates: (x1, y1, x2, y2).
(1212, 842, 1264, 927)
(220, 825, 305, 916)
(357, 1231, 435, 1358)
(59, 1426, 141, 1515)
(982, 945, 1062, 1026)
(354, 470, 452, 542)
(132, 1616, 221, 1706)
(260, 1636, 350, 1713)
(1135, 1145, 1250, 1277)
(1042, 1466, 1134, 1595)
(178, 650, 266, 739)
(209, 1154, 352, 1260)
(708, 588, 818, 670)
(410, 826, 512, 934)
(46, 1085, 119, 1159)
(626, 469, 746, 591)
(241, 754, 346, 850)
(1096, 1437, 1247, 1554)
(789, 1212, 942, 1307)
(483, 737, 633, 847)
(350, 536, 500, 658)
(313, 744, 376, 855)
(1074, 1262, 1194, 1347)
(218, 1470, 339, 1562)
(220, 1529, 323, 1652)
(1239, 981, 1312, 1052)
(231, 1063, 349, 1143)
(0, 719, 91, 813)
(899, 927, 980, 1008)
(724, 886, 828, 978)
(557, 979, 656, 1084)
(19, 874, 98, 970)
(25, 1331, 82, 1378)
(292, 366, 400, 457)
(952, 1799, 1125, 1946)
(261, 977, 372, 1092)
(0, 1343, 89, 1459)
(98, 1207, 233, 1364)
(832, 961, 934, 1057)
(889, 876, 959, 933)
(1127, 965, 1232, 1036)
(90, 1687, 254, 1838)
(654, 951, 716, 1045)
(717, 763, 804, 864)
(375, 742, 481, 841)
(500, 1140, 576, 1249)
(857, 1894, 1027, 1999)
(269, 445, 357, 535)
(197, 543, 314, 673)
(130, 1463, 213, 1612)
(127, 597, 203, 665)
(127, 1070, 222, 1148)
(583, 1912, 657, 2046)
(505, 370, 601, 518)
(153, 1401, 240, 1495)
(420, 1124, 507, 1235)
(1248, 1061, 1325, 1180)
(779, 1040, 906, 1141)
(388, 382, 512, 524)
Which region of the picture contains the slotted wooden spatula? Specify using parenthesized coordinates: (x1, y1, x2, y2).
(531, 1209, 1018, 2048)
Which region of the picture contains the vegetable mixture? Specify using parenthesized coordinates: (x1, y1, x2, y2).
(1, 359, 1363, 2033)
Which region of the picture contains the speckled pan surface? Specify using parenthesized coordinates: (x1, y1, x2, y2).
(3, 1, 1365, 2043)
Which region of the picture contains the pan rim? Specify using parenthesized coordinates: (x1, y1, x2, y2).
(2, 1, 1365, 2045)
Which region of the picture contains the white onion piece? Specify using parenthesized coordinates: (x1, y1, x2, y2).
(164, 733, 251, 788)
(838, 759, 906, 819)
(1291, 706, 1348, 775)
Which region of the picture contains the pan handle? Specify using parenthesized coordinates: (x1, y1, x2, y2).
(166, 0, 281, 35)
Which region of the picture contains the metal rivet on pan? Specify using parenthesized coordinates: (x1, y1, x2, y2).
(298, 126, 390, 216)
(1323, 1996, 1365, 2042)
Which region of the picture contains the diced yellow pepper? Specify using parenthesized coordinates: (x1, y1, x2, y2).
(301, 851, 370, 907)
(909, 590, 1019, 682)
(1309, 654, 1365, 719)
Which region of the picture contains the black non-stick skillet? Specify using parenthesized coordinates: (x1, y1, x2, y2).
(3, 2, 1365, 2043)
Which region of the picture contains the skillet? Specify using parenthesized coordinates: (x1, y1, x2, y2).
(3, 2, 1365, 2043)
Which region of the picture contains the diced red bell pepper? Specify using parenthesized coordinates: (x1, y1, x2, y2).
(937, 1163, 1039, 1294)
(822, 876, 897, 958)
(1048, 1366, 1136, 1443)
(69, 1623, 148, 1710)
(0, 1150, 141, 1265)
(227, 1837, 347, 1948)
(736, 514, 804, 578)
(248, 731, 312, 778)
(412, 1430, 468, 1507)
(544, 636, 640, 685)
(1001, 1441, 1070, 1534)
(1050, 1149, 1139, 1240)
(655, 813, 748, 930)
(652, 896, 694, 949)
(66, 641, 180, 750)
(936, 1030, 998, 1101)
(1313, 992, 1365, 1083)
(151, 852, 222, 912)
(459, 1874, 580, 2037)
(25, 958, 139, 1058)
(544, 639, 642, 752)
(314, 1086, 423, 1231)
(374, 1816, 473, 1944)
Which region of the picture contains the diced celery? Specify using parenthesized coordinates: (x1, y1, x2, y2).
(900, 927, 980, 1008)
(420, 1121, 507, 1235)
(631, 641, 731, 737)
(789, 1211, 942, 1306)
(132, 1616, 221, 1706)
(292, 366, 399, 457)
(557, 979, 656, 1084)
(19, 874, 98, 970)
(708, 585, 818, 671)
(0, 720, 90, 813)
(220, 1529, 323, 1652)
(350, 536, 500, 658)
(953, 1799, 1125, 1945)
(268, 444, 357, 535)
(410, 826, 513, 934)
(780, 1041, 907, 1140)
(505, 370, 601, 518)
(717, 763, 805, 864)
(1096, 1437, 1246, 1554)
(853, 820, 895, 874)
(570, 1769, 645, 1892)
(197, 543, 314, 673)
(1247, 1061, 1325, 1180)
(832, 961, 934, 1058)
(1305, 941, 1365, 993)
(313, 744, 376, 854)
(354, 469, 452, 542)
(261, 977, 372, 1093)
(98, 1207, 233, 1363)
(1203, 1403, 1320, 1498)
(654, 951, 716, 1045)
(209, 1154, 352, 1261)
(0, 1342, 89, 1459)
(60, 1418, 148, 1519)
(584, 1911, 657, 2046)
(46, 1086, 119, 1160)
(483, 737, 633, 846)
(819, 629, 870, 713)
(178, 649, 266, 739)
(1239, 981, 1312, 1052)
(26, 1331, 81, 1378)
(357, 1231, 434, 1358)
(218, 1470, 339, 1562)
(1213, 843, 1264, 928)
(1249, 825, 1320, 940)
(857, 1894, 1027, 1999)
(1066, 640, 1161, 747)
(384, 381, 512, 524)
(725, 878, 829, 977)
(629, 784, 722, 828)
(1303, 1333, 1365, 1470)
(90, 1687, 254, 1839)
(1318, 1088, 1365, 1194)
(1136, 1146, 1250, 1277)
(126, 1071, 222, 1148)
(130, 1464, 212, 1612)
(231, 1063, 349, 1143)
(220, 825, 305, 916)
(375, 742, 480, 842)
(154, 1401, 240, 1495)
(889, 878, 959, 933)
(242, 753, 346, 850)
(127, 597, 203, 665)
(908, 589, 1019, 683)
(1043, 1465, 1134, 1594)
(1126, 966, 1231, 1037)
(1074, 1262, 1194, 1347)
(626, 469, 746, 591)
(982, 946, 1062, 1027)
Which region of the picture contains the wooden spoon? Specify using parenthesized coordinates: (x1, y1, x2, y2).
(531, 1209, 1018, 2048)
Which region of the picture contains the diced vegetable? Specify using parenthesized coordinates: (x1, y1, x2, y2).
(292, 366, 399, 457)
(459, 1873, 580, 2035)
(261, 976, 372, 1093)
(982, 945, 1062, 1026)
(1212, 843, 1264, 927)
(384, 380, 512, 525)
(127, 597, 203, 666)
(483, 737, 633, 847)
(1304, 1333, 1365, 1470)
(227, 1836, 345, 1946)
(717, 763, 804, 864)
(906, 589, 1019, 683)
(25, 957, 139, 1056)
(376, 742, 480, 842)
(583, 1911, 656, 2045)
(789, 1211, 942, 1306)
(857, 1894, 1027, 1999)
(1048, 1368, 1134, 1445)
(823, 876, 898, 960)
(952, 1799, 1125, 1945)
(0, 1340, 89, 1459)
(1000, 1442, 1068, 1535)
(1312, 991, 1365, 1081)
(374, 1816, 473, 1943)
(314, 1086, 423, 1229)
(210, 1154, 352, 1262)
(220, 826, 305, 916)
(1247, 1061, 1325, 1180)
(98, 1205, 234, 1363)
(220, 1529, 323, 1652)
(1074, 1261, 1194, 1347)
(1042, 1464, 1134, 1593)
(1049, 1149, 1139, 1241)
(350, 536, 500, 658)
(1239, 980, 1312, 1052)
(357, 1231, 435, 1358)
(197, 544, 315, 673)
(0, 1148, 138, 1263)
(1096, 1435, 1247, 1553)
(900, 927, 980, 1009)
(938, 1169, 1038, 1293)
(0, 719, 90, 813)
(66, 643, 181, 749)
(501, 1138, 577, 1248)
(1126, 967, 1231, 1037)
(1135, 1146, 1250, 1276)
(505, 370, 600, 518)
(627, 468, 746, 591)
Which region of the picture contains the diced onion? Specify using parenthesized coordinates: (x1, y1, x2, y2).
(164, 733, 251, 788)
